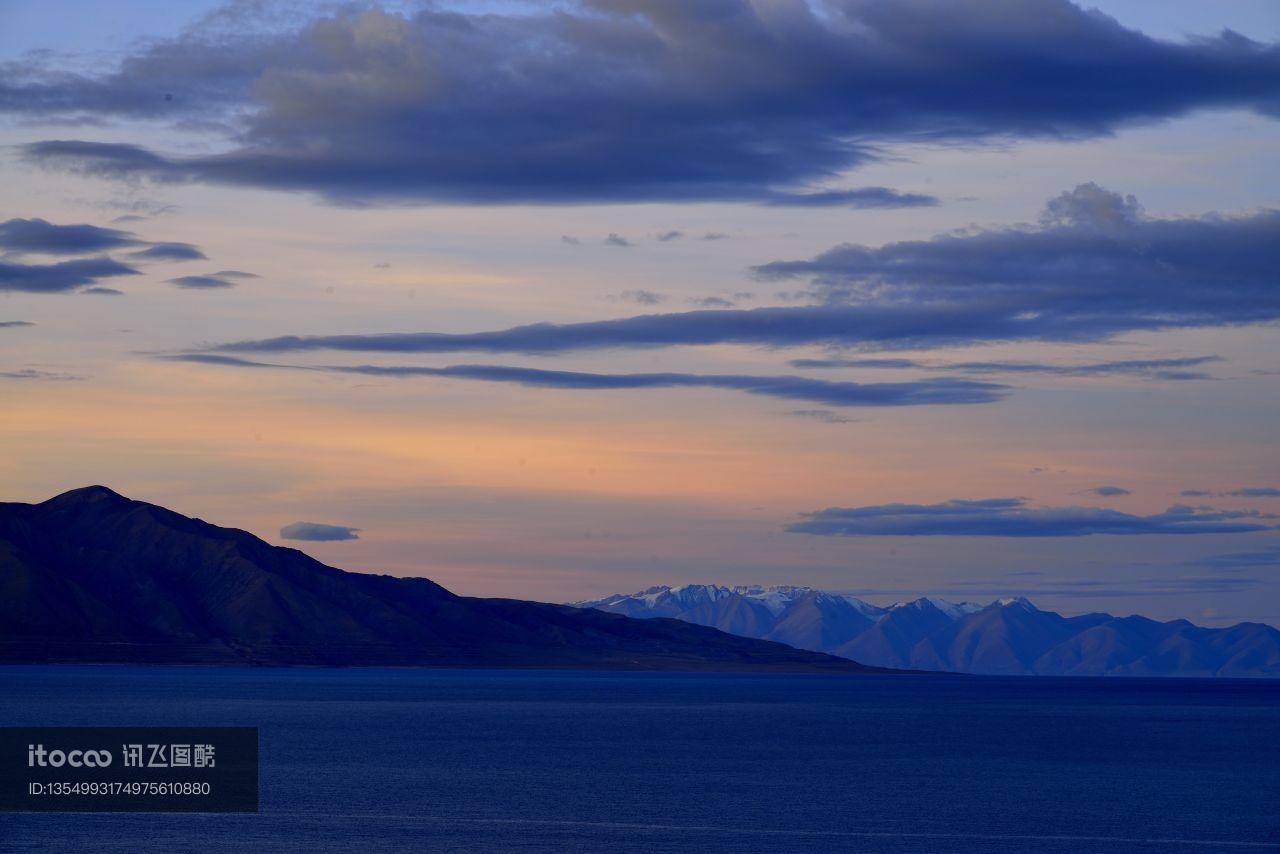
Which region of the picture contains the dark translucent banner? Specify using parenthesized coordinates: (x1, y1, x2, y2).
(0, 727, 258, 812)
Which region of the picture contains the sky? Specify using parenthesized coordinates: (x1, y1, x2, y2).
(1, 0, 1278, 626)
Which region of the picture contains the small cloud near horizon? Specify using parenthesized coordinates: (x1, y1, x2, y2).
(280, 521, 360, 542)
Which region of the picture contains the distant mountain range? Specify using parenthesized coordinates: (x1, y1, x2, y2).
(0, 487, 880, 672)
(572, 585, 1280, 677)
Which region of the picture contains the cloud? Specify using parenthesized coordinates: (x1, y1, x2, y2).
(0, 368, 82, 381)
(603, 234, 633, 247)
(14, 2, 1280, 205)
(1181, 489, 1213, 497)
(789, 409, 857, 424)
(128, 242, 206, 261)
(763, 187, 937, 208)
(0, 321, 35, 328)
(211, 269, 259, 280)
(1228, 487, 1280, 497)
(688, 296, 735, 308)
(611, 290, 664, 306)
(794, 357, 920, 369)
(0, 257, 139, 293)
(81, 286, 123, 295)
(1188, 544, 1280, 569)
(1089, 486, 1131, 497)
(656, 231, 684, 242)
(168, 353, 1009, 409)
(207, 303, 1082, 355)
(102, 200, 178, 219)
(560, 236, 581, 246)
(701, 233, 730, 241)
(167, 274, 236, 289)
(280, 521, 360, 542)
(210, 187, 1280, 357)
(0, 218, 208, 269)
(755, 184, 1280, 341)
(789, 355, 1221, 380)
(0, 217, 138, 254)
(788, 498, 1276, 538)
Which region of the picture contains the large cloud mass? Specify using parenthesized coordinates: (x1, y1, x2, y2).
(11, 1, 1280, 205)
(212, 186, 1280, 355)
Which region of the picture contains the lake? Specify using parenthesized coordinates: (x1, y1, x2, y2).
(1, 666, 1277, 852)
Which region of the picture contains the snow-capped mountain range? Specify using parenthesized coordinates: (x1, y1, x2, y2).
(570, 585, 1280, 677)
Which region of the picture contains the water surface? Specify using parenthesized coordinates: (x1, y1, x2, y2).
(1, 666, 1277, 852)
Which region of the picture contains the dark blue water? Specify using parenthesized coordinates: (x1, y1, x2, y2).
(0, 667, 1277, 852)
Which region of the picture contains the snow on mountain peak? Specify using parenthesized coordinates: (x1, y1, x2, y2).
(890, 597, 983, 620)
(575, 585, 976, 622)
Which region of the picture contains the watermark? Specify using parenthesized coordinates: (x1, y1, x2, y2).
(1, 727, 257, 812)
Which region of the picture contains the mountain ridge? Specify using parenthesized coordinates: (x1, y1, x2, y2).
(0, 487, 887, 672)
(571, 585, 1280, 677)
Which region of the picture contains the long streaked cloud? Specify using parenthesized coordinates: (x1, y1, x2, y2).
(209, 303, 1050, 355)
(168, 274, 235, 289)
(127, 242, 205, 261)
(789, 355, 1223, 381)
(169, 353, 1009, 408)
(788, 498, 1276, 538)
(208, 186, 1280, 356)
(1181, 488, 1280, 498)
(0, 367, 83, 381)
(763, 187, 938, 208)
(788, 409, 857, 424)
(1188, 544, 1280, 569)
(0, 217, 205, 262)
(0, 257, 139, 293)
(0, 321, 35, 328)
(11, 1, 1280, 205)
(0, 218, 138, 254)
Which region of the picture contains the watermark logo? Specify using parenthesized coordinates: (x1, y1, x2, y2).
(3, 727, 257, 813)
(27, 744, 113, 768)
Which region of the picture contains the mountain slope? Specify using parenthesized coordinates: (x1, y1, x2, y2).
(0, 487, 885, 672)
(573, 585, 1280, 677)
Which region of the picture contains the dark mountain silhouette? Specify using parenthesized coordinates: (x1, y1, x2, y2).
(0, 487, 885, 672)
(575, 586, 1280, 677)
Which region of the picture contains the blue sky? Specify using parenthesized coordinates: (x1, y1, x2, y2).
(1, 0, 1278, 625)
